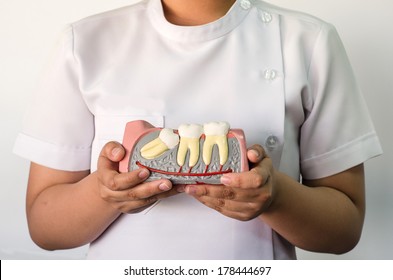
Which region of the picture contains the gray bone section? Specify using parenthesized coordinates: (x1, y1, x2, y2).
(128, 131, 242, 184)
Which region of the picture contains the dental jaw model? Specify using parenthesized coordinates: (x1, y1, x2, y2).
(119, 120, 249, 184)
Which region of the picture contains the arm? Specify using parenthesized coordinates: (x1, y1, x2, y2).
(26, 165, 118, 250)
(183, 145, 365, 254)
(26, 142, 177, 250)
(262, 163, 365, 254)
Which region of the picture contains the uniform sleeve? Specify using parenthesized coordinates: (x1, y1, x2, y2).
(13, 26, 94, 171)
(300, 23, 382, 180)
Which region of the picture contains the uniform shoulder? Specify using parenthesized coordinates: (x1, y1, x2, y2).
(72, 0, 148, 29)
(254, 0, 332, 29)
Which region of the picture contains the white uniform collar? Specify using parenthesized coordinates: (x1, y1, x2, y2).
(147, 0, 251, 43)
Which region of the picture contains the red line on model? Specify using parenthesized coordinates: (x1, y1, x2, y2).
(136, 161, 232, 177)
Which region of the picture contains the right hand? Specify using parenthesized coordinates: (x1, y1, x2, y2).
(97, 141, 178, 214)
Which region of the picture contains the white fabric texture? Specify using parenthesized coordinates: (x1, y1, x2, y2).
(13, 0, 382, 259)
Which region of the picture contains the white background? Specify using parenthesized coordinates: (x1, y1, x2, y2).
(1, 0, 392, 260)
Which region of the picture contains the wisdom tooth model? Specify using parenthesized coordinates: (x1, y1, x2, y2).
(119, 120, 249, 185)
(140, 128, 179, 159)
(177, 124, 203, 168)
(203, 121, 230, 167)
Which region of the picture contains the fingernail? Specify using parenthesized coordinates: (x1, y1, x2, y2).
(249, 149, 260, 158)
(138, 169, 149, 179)
(111, 147, 122, 157)
(186, 186, 197, 195)
(220, 175, 231, 186)
(159, 183, 171, 191)
(177, 185, 185, 193)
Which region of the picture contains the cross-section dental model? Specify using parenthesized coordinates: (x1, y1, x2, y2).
(176, 123, 203, 170)
(119, 120, 249, 184)
(203, 121, 230, 169)
(140, 128, 180, 159)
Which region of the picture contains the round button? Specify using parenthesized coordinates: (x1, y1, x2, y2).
(240, 0, 252, 10)
(263, 69, 277, 81)
(260, 11, 273, 23)
(265, 135, 279, 151)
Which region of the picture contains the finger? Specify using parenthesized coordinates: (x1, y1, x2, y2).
(247, 144, 267, 164)
(213, 207, 258, 221)
(126, 179, 173, 200)
(101, 179, 173, 202)
(114, 196, 159, 214)
(100, 141, 125, 162)
(97, 141, 151, 191)
(196, 195, 260, 220)
(219, 168, 269, 189)
(118, 187, 180, 214)
(185, 184, 260, 202)
(111, 168, 151, 191)
(187, 191, 259, 221)
(98, 141, 126, 169)
(97, 167, 148, 191)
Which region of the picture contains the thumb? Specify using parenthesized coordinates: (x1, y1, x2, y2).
(98, 141, 126, 170)
(247, 144, 267, 164)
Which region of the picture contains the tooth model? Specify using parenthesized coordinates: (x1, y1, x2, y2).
(140, 128, 179, 159)
(177, 124, 203, 169)
(119, 120, 249, 184)
(203, 121, 230, 167)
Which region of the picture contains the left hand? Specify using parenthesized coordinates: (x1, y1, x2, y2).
(180, 144, 276, 221)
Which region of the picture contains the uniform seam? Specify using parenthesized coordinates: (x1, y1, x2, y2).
(300, 131, 377, 165)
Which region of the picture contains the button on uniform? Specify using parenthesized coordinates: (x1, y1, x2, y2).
(265, 135, 279, 151)
(240, 0, 252, 10)
(260, 11, 273, 23)
(263, 69, 277, 81)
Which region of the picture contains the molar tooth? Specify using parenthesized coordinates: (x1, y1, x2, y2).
(141, 128, 179, 159)
(203, 121, 230, 166)
(177, 124, 203, 168)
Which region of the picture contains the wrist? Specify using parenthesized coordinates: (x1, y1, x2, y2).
(262, 169, 285, 214)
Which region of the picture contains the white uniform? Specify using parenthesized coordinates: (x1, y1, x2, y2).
(13, 0, 382, 259)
